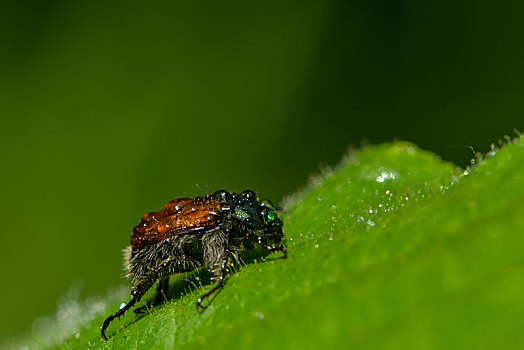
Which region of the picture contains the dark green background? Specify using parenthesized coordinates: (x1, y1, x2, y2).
(1, 0, 522, 343)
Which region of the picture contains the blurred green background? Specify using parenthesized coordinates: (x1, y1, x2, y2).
(1, 0, 523, 343)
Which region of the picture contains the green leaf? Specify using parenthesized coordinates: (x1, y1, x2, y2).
(44, 138, 523, 349)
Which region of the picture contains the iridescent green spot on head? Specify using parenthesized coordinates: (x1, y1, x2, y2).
(266, 208, 275, 222)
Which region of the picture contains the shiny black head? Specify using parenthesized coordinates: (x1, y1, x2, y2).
(213, 190, 284, 243)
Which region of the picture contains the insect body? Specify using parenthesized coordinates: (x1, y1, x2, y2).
(101, 190, 286, 340)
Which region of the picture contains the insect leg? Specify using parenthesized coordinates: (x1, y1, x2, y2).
(197, 249, 230, 309)
(101, 258, 173, 340)
(133, 276, 169, 314)
(101, 281, 150, 340)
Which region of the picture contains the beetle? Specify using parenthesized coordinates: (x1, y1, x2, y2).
(101, 190, 286, 340)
